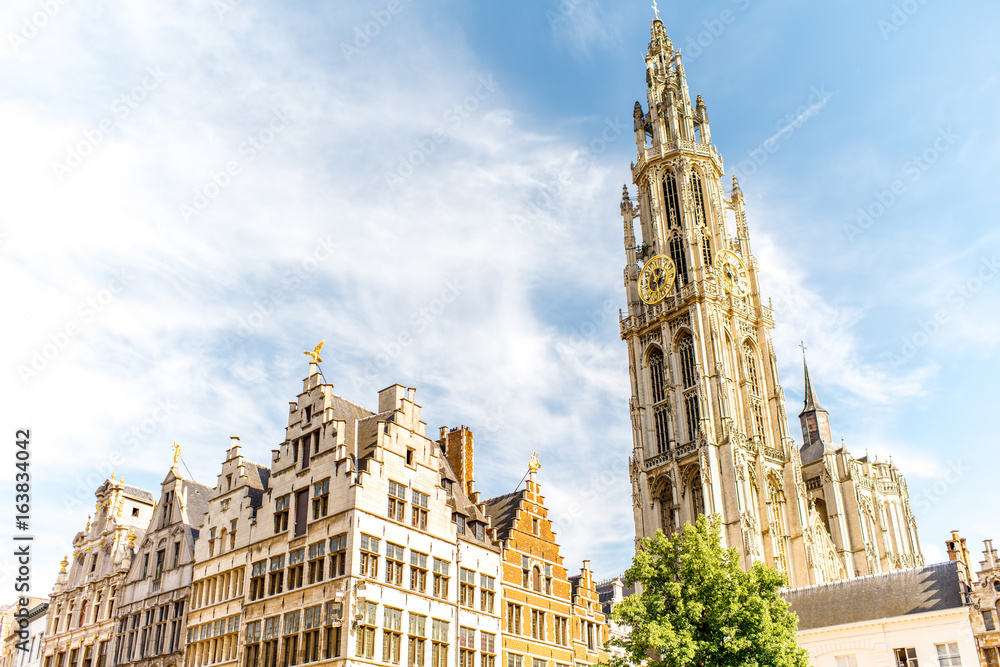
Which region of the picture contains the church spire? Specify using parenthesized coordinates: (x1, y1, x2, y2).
(798, 346, 835, 463)
(801, 347, 825, 413)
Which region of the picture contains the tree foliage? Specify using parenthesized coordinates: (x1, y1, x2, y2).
(610, 515, 808, 667)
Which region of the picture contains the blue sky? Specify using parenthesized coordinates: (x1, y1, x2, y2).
(2, 0, 998, 597)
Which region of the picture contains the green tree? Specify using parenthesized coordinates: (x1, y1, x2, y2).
(610, 515, 808, 667)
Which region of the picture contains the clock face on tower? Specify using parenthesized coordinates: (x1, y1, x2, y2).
(638, 254, 676, 304)
(716, 249, 749, 297)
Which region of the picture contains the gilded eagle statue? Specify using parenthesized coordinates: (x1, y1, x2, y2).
(305, 341, 325, 364)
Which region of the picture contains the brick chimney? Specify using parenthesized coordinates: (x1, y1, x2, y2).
(439, 426, 475, 496)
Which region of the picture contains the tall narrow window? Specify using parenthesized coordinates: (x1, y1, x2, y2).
(659, 485, 675, 534)
(654, 408, 670, 454)
(649, 348, 666, 403)
(684, 394, 700, 442)
(670, 235, 689, 286)
(743, 342, 761, 396)
(691, 473, 705, 517)
(678, 335, 696, 388)
(663, 172, 681, 229)
(701, 235, 712, 268)
(650, 347, 670, 454)
(690, 170, 707, 226)
(294, 489, 308, 537)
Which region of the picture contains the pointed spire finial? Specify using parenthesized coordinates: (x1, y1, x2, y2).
(800, 343, 825, 413)
(651, 0, 659, 20)
(732, 174, 741, 194)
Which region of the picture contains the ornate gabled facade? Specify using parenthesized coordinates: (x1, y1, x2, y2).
(236, 362, 502, 667)
(619, 17, 922, 587)
(41, 479, 156, 667)
(483, 467, 608, 667)
(798, 357, 922, 577)
(112, 461, 212, 667)
(183, 439, 269, 667)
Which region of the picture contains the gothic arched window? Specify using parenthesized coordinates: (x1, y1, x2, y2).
(663, 171, 681, 229)
(670, 235, 689, 286)
(690, 170, 707, 226)
(649, 347, 666, 404)
(701, 235, 712, 268)
(677, 334, 696, 389)
(660, 484, 675, 535)
(742, 342, 761, 396)
(649, 347, 670, 454)
(691, 473, 705, 517)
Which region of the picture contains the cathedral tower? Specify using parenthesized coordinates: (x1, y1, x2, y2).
(620, 18, 837, 586)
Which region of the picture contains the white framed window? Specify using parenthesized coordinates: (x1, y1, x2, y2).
(935, 643, 961, 667)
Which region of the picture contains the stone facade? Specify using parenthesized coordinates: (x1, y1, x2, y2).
(947, 530, 1000, 666)
(39, 360, 612, 667)
(183, 439, 269, 667)
(112, 467, 212, 667)
(798, 359, 922, 576)
(41, 479, 156, 667)
(212, 365, 504, 667)
(619, 17, 922, 587)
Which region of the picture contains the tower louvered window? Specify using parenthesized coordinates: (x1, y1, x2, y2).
(663, 172, 681, 229)
(678, 335, 696, 388)
(659, 485, 675, 534)
(691, 473, 704, 517)
(670, 236, 689, 286)
(649, 348, 670, 453)
(649, 348, 666, 404)
(701, 235, 712, 268)
(684, 393, 700, 442)
(742, 342, 766, 443)
(690, 171, 707, 226)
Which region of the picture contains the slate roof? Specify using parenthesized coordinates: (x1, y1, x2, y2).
(482, 490, 525, 539)
(122, 484, 155, 501)
(782, 560, 965, 630)
(183, 480, 213, 528)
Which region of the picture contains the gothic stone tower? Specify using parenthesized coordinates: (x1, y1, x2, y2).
(620, 18, 841, 587)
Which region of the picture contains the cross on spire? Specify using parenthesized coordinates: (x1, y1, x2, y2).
(651, 0, 659, 20)
(798, 340, 807, 355)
